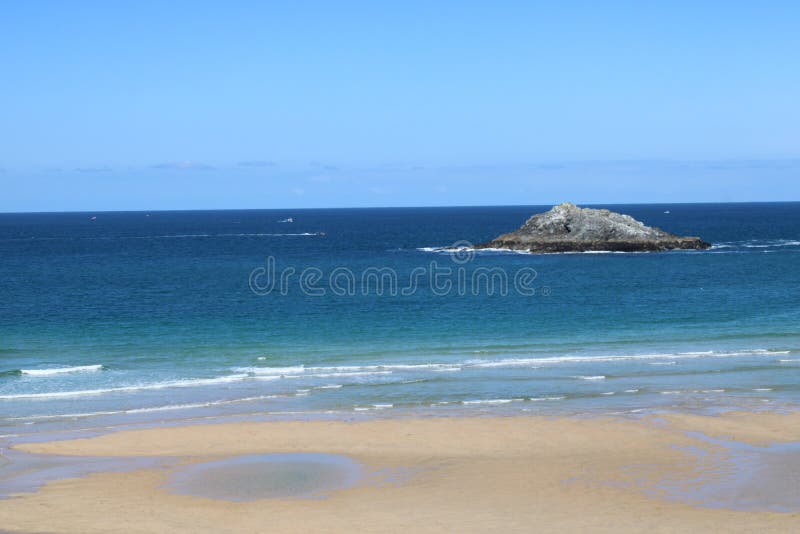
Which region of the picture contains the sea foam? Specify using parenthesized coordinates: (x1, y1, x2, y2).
(20, 364, 104, 377)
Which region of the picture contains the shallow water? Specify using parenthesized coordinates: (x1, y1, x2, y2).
(0, 446, 170, 498)
(165, 453, 362, 501)
(664, 433, 800, 512)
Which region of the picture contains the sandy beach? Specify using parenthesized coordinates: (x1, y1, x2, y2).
(4, 0, 799, 532)
(1, 412, 799, 533)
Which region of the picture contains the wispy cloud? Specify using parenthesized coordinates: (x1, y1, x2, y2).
(151, 161, 214, 171)
(74, 166, 112, 173)
(693, 159, 800, 171)
(310, 161, 339, 172)
(237, 160, 276, 168)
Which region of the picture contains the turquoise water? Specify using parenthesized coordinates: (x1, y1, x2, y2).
(1, 203, 799, 435)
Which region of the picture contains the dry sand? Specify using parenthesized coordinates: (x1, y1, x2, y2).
(1, 413, 800, 533)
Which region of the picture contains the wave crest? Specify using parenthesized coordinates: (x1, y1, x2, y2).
(20, 365, 105, 377)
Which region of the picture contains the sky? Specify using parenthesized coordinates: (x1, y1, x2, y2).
(1, 1, 799, 211)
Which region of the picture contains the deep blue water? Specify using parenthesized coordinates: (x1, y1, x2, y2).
(1, 203, 799, 434)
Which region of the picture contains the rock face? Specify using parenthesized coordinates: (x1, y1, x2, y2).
(476, 203, 711, 253)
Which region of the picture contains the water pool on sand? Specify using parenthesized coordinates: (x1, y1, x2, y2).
(165, 453, 362, 501)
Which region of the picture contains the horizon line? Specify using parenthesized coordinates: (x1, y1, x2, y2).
(2, 199, 799, 215)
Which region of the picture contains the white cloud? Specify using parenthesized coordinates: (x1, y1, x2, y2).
(152, 161, 214, 170)
(238, 160, 276, 168)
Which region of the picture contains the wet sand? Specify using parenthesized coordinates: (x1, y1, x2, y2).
(1, 413, 800, 533)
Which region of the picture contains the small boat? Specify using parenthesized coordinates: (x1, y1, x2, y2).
(278, 217, 294, 223)
(663, 210, 670, 214)
(90, 216, 97, 221)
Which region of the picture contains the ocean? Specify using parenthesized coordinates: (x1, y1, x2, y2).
(1, 203, 799, 436)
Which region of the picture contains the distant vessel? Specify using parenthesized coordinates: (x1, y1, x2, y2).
(278, 217, 294, 223)
(90, 216, 97, 221)
(664, 210, 670, 214)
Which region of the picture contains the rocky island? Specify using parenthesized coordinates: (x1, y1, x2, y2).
(476, 203, 711, 253)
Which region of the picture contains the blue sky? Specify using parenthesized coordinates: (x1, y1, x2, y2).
(1, 1, 798, 211)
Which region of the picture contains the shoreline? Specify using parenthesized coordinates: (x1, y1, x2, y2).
(4, 343, 795, 438)
(3, 400, 796, 458)
(1, 411, 799, 532)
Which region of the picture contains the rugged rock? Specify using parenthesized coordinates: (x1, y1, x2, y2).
(476, 203, 711, 253)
